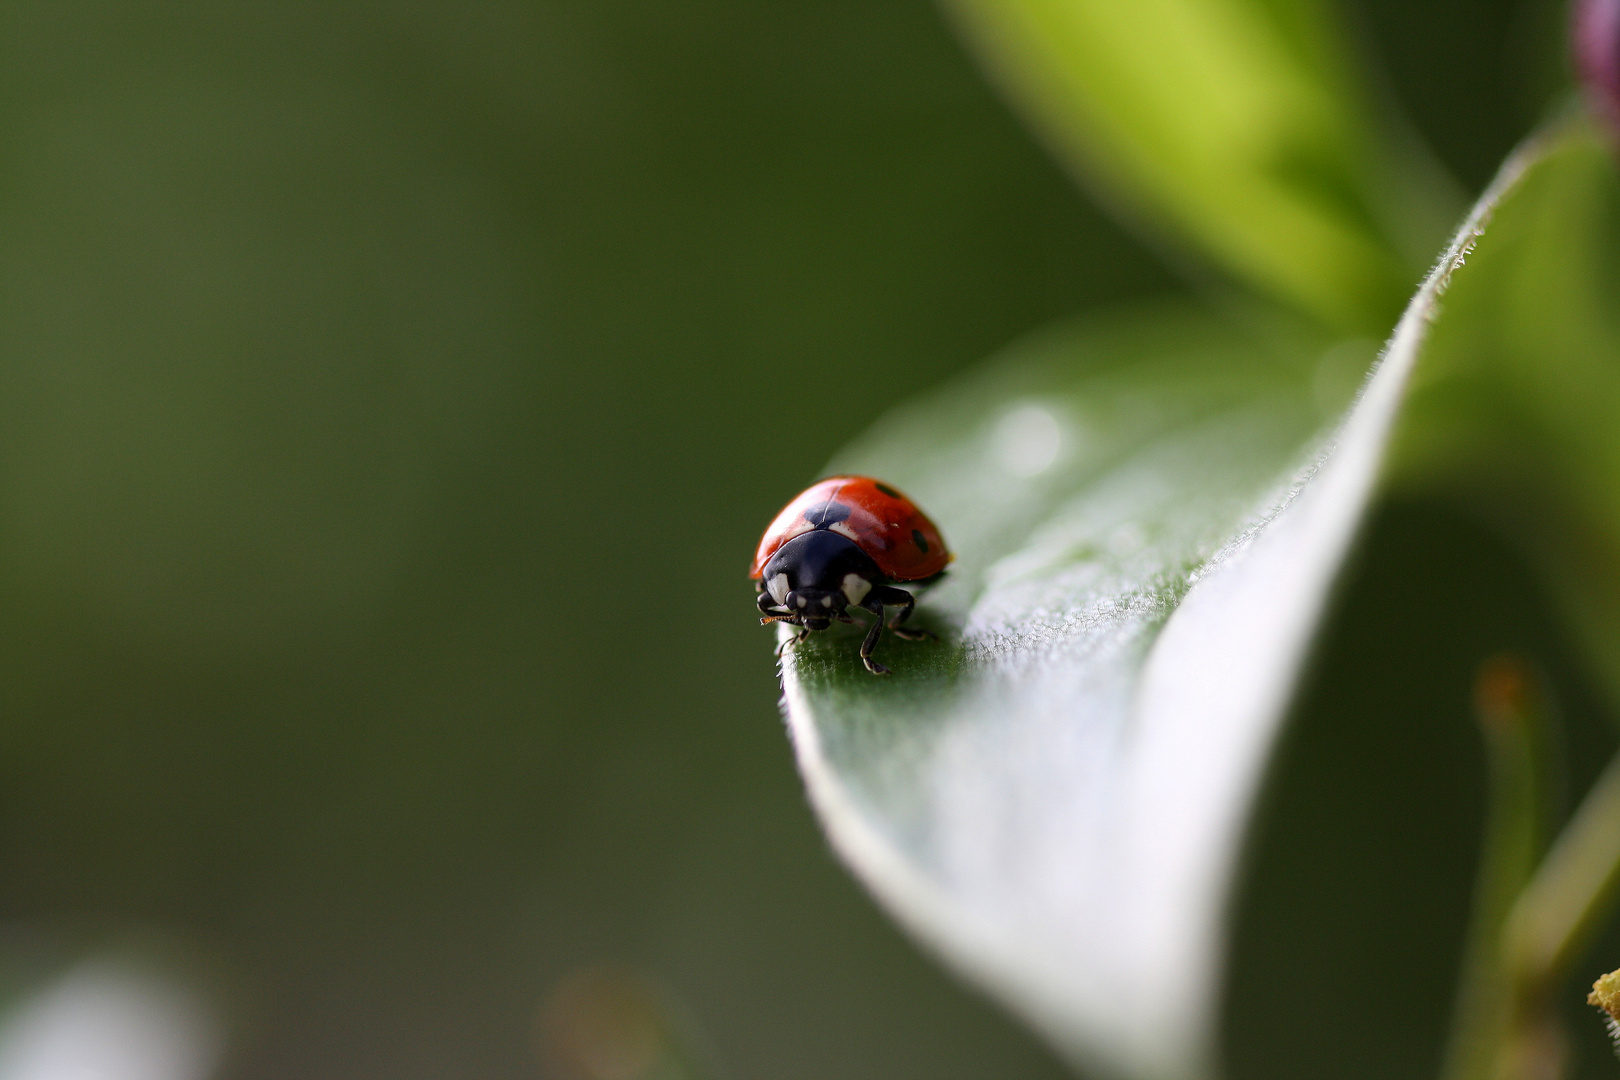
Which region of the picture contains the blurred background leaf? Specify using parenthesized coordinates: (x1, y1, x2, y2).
(938, 0, 1463, 334)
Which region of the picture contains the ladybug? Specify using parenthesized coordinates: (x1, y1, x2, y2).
(751, 475, 951, 674)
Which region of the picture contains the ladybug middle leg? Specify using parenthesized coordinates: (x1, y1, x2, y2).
(871, 585, 937, 642)
(854, 586, 925, 674)
(856, 611, 891, 676)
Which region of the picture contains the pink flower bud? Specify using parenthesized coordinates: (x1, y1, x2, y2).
(1575, 0, 1620, 136)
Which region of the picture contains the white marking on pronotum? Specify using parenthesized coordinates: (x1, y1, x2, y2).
(768, 573, 789, 606)
(842, 573, 872, 605)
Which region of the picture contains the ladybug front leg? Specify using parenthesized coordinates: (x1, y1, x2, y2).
(775, 624, 813, 657)
(870, 585, 936, 642)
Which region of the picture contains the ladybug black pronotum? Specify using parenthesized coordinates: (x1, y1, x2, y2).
(751, 475, 951, 674)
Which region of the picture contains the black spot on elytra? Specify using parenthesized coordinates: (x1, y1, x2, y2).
(875, 483, 900, 498)
(803, 500, 852, 527)
(912, 529, 929, 553)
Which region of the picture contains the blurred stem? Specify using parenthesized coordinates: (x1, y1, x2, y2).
(1440, 656, 1555, 1080)
(1507, 752, 1620, 986)
(1500, 749, 1620, 1047)
(1442, 653, 1620, 1080)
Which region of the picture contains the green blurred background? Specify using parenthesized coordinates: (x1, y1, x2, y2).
(0, 1, 1608, 1078)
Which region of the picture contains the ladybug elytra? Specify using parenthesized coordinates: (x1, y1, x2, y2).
(751, 475, 950, 674)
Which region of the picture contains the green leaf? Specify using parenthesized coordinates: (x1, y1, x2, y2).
(777, 129, 1555, 1079)
(939, 0, 1459, 335)
(1391, 128, 1620, 1079)
(1393, 118, 1620, 714)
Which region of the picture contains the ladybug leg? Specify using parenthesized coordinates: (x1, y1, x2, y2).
(775, 624, 813, 657)
(758, 591, 789, 618)
(871, 585, 936, 642)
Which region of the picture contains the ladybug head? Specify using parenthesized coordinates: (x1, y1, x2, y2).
(760, 529, 882, 630)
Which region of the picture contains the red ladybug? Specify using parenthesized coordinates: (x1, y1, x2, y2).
(752, 475, 951, 674)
